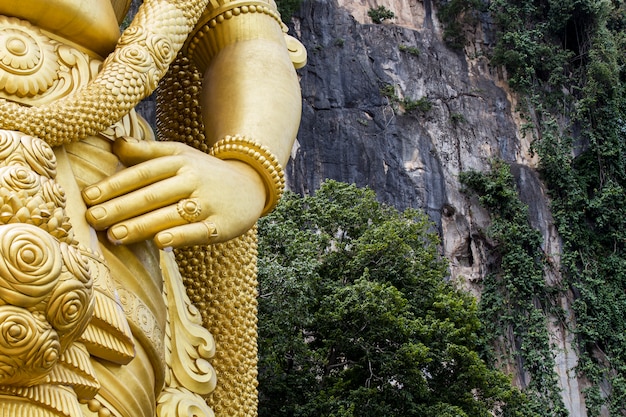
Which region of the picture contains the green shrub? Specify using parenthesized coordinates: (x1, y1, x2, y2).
(399, 44, 420, 56)
(450, 112, 466, 125)
(368, 6, 395, 24)
(380, 84, 432, 114)
(403, 96, 432, 112)
(379, 84, 397, 100)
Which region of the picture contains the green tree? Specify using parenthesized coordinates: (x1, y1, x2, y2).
(257, 180, 533, 417)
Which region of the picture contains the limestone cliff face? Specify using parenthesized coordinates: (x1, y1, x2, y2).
(289, 0, 543, 291)
(287, 1, 586, 415)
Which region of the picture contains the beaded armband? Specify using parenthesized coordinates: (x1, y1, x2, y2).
(210, 135, 285, 216)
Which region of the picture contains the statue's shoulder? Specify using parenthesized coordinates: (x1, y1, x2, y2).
(0, 0, 120, 56)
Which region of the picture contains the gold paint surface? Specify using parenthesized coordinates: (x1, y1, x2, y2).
(0, 0, 120, 57)
(0, 0, 305, 415)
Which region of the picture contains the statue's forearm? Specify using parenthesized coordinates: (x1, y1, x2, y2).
(186, 3, 304, 166)
(201, 37, 302, 166)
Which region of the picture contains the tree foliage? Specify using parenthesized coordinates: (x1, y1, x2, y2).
(257, 180, 532, 417)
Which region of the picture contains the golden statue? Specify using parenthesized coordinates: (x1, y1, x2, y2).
(0, 0, 305, 416)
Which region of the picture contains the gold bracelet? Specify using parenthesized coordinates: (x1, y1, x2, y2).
(210, 135, 285, 216)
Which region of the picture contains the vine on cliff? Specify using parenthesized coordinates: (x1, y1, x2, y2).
(434, 0, 487, 49)
(457, 0, 626, 414)
(460, 161, 567, 417)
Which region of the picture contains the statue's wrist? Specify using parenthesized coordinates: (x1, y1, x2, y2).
(210, 135, 285, 216)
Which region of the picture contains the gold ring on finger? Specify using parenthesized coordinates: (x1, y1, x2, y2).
(177, 198, 202, 223)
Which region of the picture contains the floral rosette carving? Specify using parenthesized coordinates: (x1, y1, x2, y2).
(0, 131, 20, 160)
(114, 25, 174, 89)
(0, 130, 95, 388)
(48, 243, 94, 350)
(0, 305, 60, 385)
(102, 41, 160, 96)
(146, 34, 174, 72)
(40, 177, 66, 208)
(0, 16, 59, 98)
(59, 242, 91, 285)
(0, 165, 42, 197)
(46, 275, 93, 350)
(20, 134, 56, 178)
(118, 25, 147, 47)
(114, 45, 153, 74)
(113, 23, 178, 94)
(0, 133, 74, 241)
(0, 224, 62, 308)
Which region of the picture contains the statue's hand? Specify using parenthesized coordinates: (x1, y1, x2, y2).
(82, 137, 266, 249)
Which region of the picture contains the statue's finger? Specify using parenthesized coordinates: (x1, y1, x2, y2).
(155, 220, 219, 250)
(85, 177, 194, 229)
(113, 136, 191, 165)
(82, 155, 181, 205)
(106, 204, 191, 245)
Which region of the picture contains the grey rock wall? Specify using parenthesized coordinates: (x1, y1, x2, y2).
(286, 0, 586, 415)
(288, 0, 528, 280)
